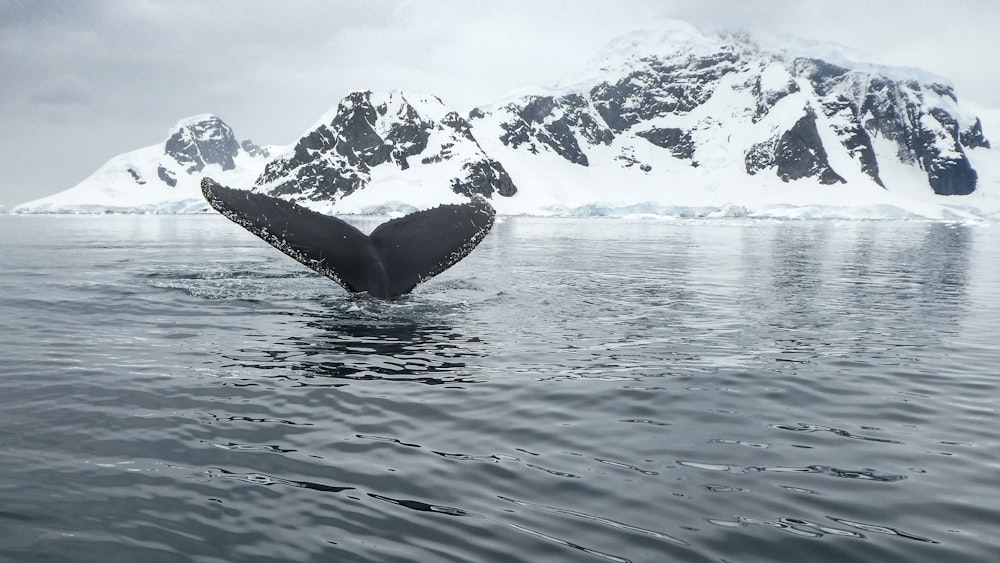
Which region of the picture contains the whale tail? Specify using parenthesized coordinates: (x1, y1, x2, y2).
(201, 178, 495, 299)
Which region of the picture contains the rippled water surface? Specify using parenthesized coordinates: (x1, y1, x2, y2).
(1, 215, 998, 562)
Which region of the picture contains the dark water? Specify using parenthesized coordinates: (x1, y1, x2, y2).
(1, 215, 998, 563)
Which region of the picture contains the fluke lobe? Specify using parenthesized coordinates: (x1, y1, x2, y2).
(202, 178, 495, 299)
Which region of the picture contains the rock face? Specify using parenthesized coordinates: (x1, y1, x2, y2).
(165, 115, 240, 173)
(746, 107, 846, 185)
(467, 24, 989, 197)
(489, 94, 613, 166)
(799, 61, 977, 195)
(254, 91, 516, 206)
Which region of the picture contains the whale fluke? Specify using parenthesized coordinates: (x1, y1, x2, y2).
(202, 178, 495, 299)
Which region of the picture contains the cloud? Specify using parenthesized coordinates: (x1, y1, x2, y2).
(28, 74, 98, 107)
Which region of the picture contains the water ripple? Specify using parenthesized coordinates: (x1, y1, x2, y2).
(497, 495, 688, 545)
(368, 493, 641, 563)
(3, 216, 998, 563)
(677, 461, 907, 482)
(770, 422, 904, 444)
(207, 468, 355, 493)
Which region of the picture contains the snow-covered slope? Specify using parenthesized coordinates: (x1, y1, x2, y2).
(253, 90, 515, 215)
(467, 21, 999, 219)
(13, 115, 273, 214)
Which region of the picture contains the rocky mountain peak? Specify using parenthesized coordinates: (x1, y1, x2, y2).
(254, 90, 515, 205)
(164, 114, 243, 174)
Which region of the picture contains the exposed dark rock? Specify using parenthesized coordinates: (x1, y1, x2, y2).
(267, 161, 363, 200)
(157, 166, 177, 187)
(745, 138, 776, 176)
(636, 127, 695, 159)
(775, 108, 845, 184)
(240, 139, 270, 159)
(451, 159, 517, 198)
(589, 81, 631, 132)
(751, 72, 800, 123)
(164, 116, 240, 173)
(960, 117, 990, 149)
(331, 91, 392, 168)
(615, 147, 642, 168)
(917, 108, 977, 195)
(793, 58, 849, 97)
(385, 117, 430, 170)
(420, 142, 455, 165)
(927, 83, 958, 103)
(591, 49, 741, 132)
(496, 94, 613, 166)
(746, 108, 846, 184)
(257, 92, 388, 199)
(537, 120, 590, 166)
(441, 111, 478, 143)
(126, 168, 145, 185)
(821, 97, 884, 187)
(860, 77, 912, 153)
(854, 77, 979, 194)
(518, 96, 558, 124)
(925, 155, 977, 196)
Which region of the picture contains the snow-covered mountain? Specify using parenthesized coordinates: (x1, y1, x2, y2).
(468, 23, 997, 218)
(253, 90, 516, 215)
(12, 22, 999, 220)
(13, 115, 272, 213)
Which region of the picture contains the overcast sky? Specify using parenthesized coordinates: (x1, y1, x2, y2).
(2, 0, 997, 207)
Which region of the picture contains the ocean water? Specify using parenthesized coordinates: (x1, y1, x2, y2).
(0, 215, 998, 563)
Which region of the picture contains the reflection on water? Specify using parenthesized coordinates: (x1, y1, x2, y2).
(224, 306, 487, 386)
(0, 216, 998, 563)
(735, 222, 973, 372)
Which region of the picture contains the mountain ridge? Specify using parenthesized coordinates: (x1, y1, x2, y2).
(251, 90, 516, 215)
(12, 22, 998, 220)
(469, 26, 988, 195)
